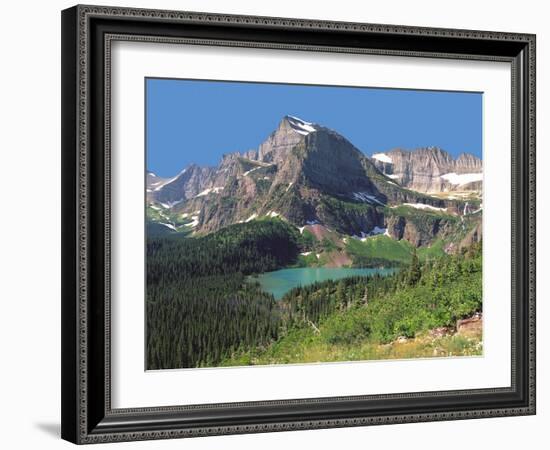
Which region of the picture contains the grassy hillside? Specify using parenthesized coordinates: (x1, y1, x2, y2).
(146, 205, 197, 235)
(221, 241, 482, 366)
(345, 234, 447, 267)
(221, 325, 481, 366)
(346, 235, 413, 266)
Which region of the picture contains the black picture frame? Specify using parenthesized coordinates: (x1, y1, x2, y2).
(61, 4, 536, 444)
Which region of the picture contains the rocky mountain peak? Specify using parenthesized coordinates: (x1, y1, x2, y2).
(147, 164, 217, 205)
(456, 152, 483, 170)
(284, 115, 318, 135)
(257, 115, 316, 164)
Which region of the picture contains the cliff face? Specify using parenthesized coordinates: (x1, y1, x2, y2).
(371, 147, 482, 193)
(300, 127, 380, 196)
(257, 116, 304, 164)
(147, 164, 216, 205)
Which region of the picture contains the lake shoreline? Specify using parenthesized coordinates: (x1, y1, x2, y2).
(248, 267, 397, 300)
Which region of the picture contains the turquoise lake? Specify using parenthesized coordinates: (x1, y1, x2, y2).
(249, 267, 396, 300)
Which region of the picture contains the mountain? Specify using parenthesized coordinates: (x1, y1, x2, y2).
(147, 165, 217, 207)
(147, 116, 482, 252)
(371, 147, 482, 193)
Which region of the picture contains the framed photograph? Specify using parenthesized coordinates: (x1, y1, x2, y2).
(61, 5, 536, 444)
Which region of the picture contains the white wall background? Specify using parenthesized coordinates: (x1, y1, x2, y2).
(0, 0, 545, 448)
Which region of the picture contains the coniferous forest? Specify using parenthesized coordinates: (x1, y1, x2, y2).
(146, 219, 300, 369)
(146, 218, 482, 370)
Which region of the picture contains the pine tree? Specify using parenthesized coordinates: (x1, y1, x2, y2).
(408, 248, 421, 286)
(336, 280, 346, 310)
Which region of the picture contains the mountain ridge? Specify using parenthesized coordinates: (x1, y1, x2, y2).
(371, 147, 482, 193)
(147, 115, 482, 252)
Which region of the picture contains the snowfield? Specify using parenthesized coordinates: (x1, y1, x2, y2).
(372, 153, 393, 164)
(440, 172, 483, 186)
(159, 199, 183, 208)
(243, 167, 261, 176)
(152, 168, 187, 191)
(402, 203, 447, 212)
(195, 186, 224, 197)
(188, 216, 199, 227)
(159, 223, 177, 231)
(286, 115, 317, 135)
(352, 192, 385, 206)
(242, 160, 275, 176)
(353, 226, 390, 241)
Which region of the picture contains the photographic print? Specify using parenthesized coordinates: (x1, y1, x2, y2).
(145, 79, 483, 370)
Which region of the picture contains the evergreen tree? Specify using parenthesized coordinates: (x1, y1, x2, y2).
(407, 248, 421, 286)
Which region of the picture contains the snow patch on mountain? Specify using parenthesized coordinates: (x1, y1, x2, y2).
(153, 168, 188, 191)
(353, 226, 389, 241)
(188, 216, 199, 227)
(440, 172, 483, 186)
(243, 167, 261, 176)
(373, 226, 389, 236)
(195, 186, 224, 197)
(286, 115, 317, 135)
(402, 203, 447, 212)
(159, 199, 184, 208)
(372, 153, 393, 164)
(242, 160, 275, 176)
(159, 222, 177, 231)
(352, 192, 385, 206)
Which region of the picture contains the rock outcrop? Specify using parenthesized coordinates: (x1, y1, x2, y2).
(147, 164, 216, 205)
(371, 147, 482, 193)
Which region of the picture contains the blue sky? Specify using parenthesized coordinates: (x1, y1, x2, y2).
(146, 78, 482, 177)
